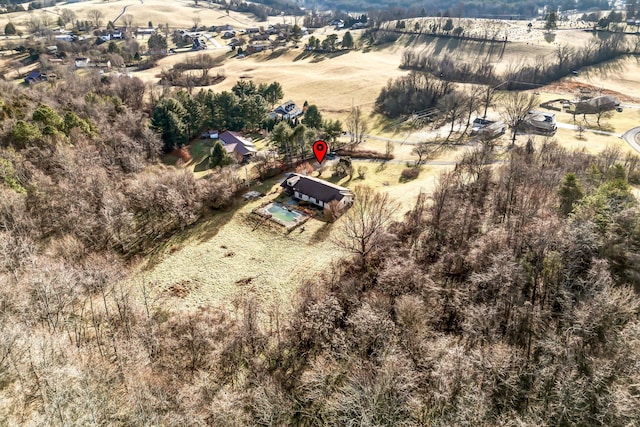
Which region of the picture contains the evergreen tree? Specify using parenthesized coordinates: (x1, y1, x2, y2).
(176, 91, 205, 140)
(209, 141, 233, 168)
(342, 31, 354, 49)
(147, 34, 167, 53)
(151, 98, 189, 152)
(4, 22, 16, 36)
(232, 80, 257, 98)
(545, 11, 558, 31)
(259, 81, 284, 109)
(443, 18, 454, 33)
(241, 94, 268, 131)
(271, 121, 293, 165)
(558, 172, 584, 215)
(302, 104, 323, 129)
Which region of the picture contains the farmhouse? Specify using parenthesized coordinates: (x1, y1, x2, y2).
(219, 131, 257, 163)
(247, 40, 272, 53)
(280, 173, 354, 210)
(271, 101, 303, 120)
(523, 110, 557, 135)
(24, 70, 47, 84)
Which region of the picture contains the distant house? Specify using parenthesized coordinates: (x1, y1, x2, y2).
(245, 27, 260, 34)
(192, 38, 207, 50)
(101, 31, 124, 41)
(470, 117, 506, 139)
(213, 24, 234, 32)
(55, 34, 75, 42)
(75, 57, 91, 68)
(24, 70, 47, 84)
(137, 28, 156, 36)
(218, 130, 257, 162)
(281, 173, 354, 210)
(222, 31, 236, 39)
(271, 100, 303, 120)
(574, 95, 620, 114)
(201, 129, 219, 139)
(246, 40, 272, 53)
(523, 110, 557, 135)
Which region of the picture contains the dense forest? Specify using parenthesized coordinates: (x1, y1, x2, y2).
(1, 70, 640, 424)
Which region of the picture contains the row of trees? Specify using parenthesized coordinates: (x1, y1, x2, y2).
(375, 71, 455, 118)
(306, 31, 355, 52)
(401, 34, 629, 90)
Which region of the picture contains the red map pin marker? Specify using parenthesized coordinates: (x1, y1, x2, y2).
(313, 140, 328, 163)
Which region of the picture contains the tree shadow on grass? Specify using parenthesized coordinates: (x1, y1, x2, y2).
(255, 48, 288, 62)
(293, 50, 314, 61)
(306, 50, 352, 62)
(376, 161, 387, 173)
(404, 34, 417, 47)
(432, 37, 450, 55)
(194, 156, 210, 173)
(309, 221, 334, 244)
(142, 207, 238, 271)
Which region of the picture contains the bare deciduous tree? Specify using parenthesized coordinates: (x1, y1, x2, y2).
(61, 9, 76, 26)
(346, 106, 367, 148)
(87, 9, 104, 28)
(437, 91, 467, 140)
(464, 85, 483, 132)
(501, 91, 538, 145)
(27, 15, 43, 34)
(121, 14, 134, 31)
(333, 185, 398, 267)
(412, 141, 441, 166)
(556, 44, 575, 73)
(480, 84, 498, 118)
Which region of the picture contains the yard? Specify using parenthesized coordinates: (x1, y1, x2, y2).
(135, 149, 455, 313)
(131, 176, 344, 315)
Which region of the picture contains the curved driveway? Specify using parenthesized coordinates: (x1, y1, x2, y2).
(622, 127, 640, 154)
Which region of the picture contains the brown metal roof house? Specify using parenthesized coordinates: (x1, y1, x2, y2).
(280, 173, 354, 210)
(219, 131, 257, 163)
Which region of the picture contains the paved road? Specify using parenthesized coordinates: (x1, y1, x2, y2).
(555, 121, 623, 138)
(350, 157, 457, 166)
(622, 127, 640, 154)
(343, 132, 476, 147)
(113, 0, 144, 24)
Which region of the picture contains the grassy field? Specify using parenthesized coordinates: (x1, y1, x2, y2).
(0, 0, 284, 34)
(133, 157, 447, 312)
(133, 187, 345, 314)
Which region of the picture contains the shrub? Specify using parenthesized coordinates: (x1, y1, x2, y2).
(400, 167, 420, 181)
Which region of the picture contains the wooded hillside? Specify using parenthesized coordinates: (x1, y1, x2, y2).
(1, 76, 639, 424)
